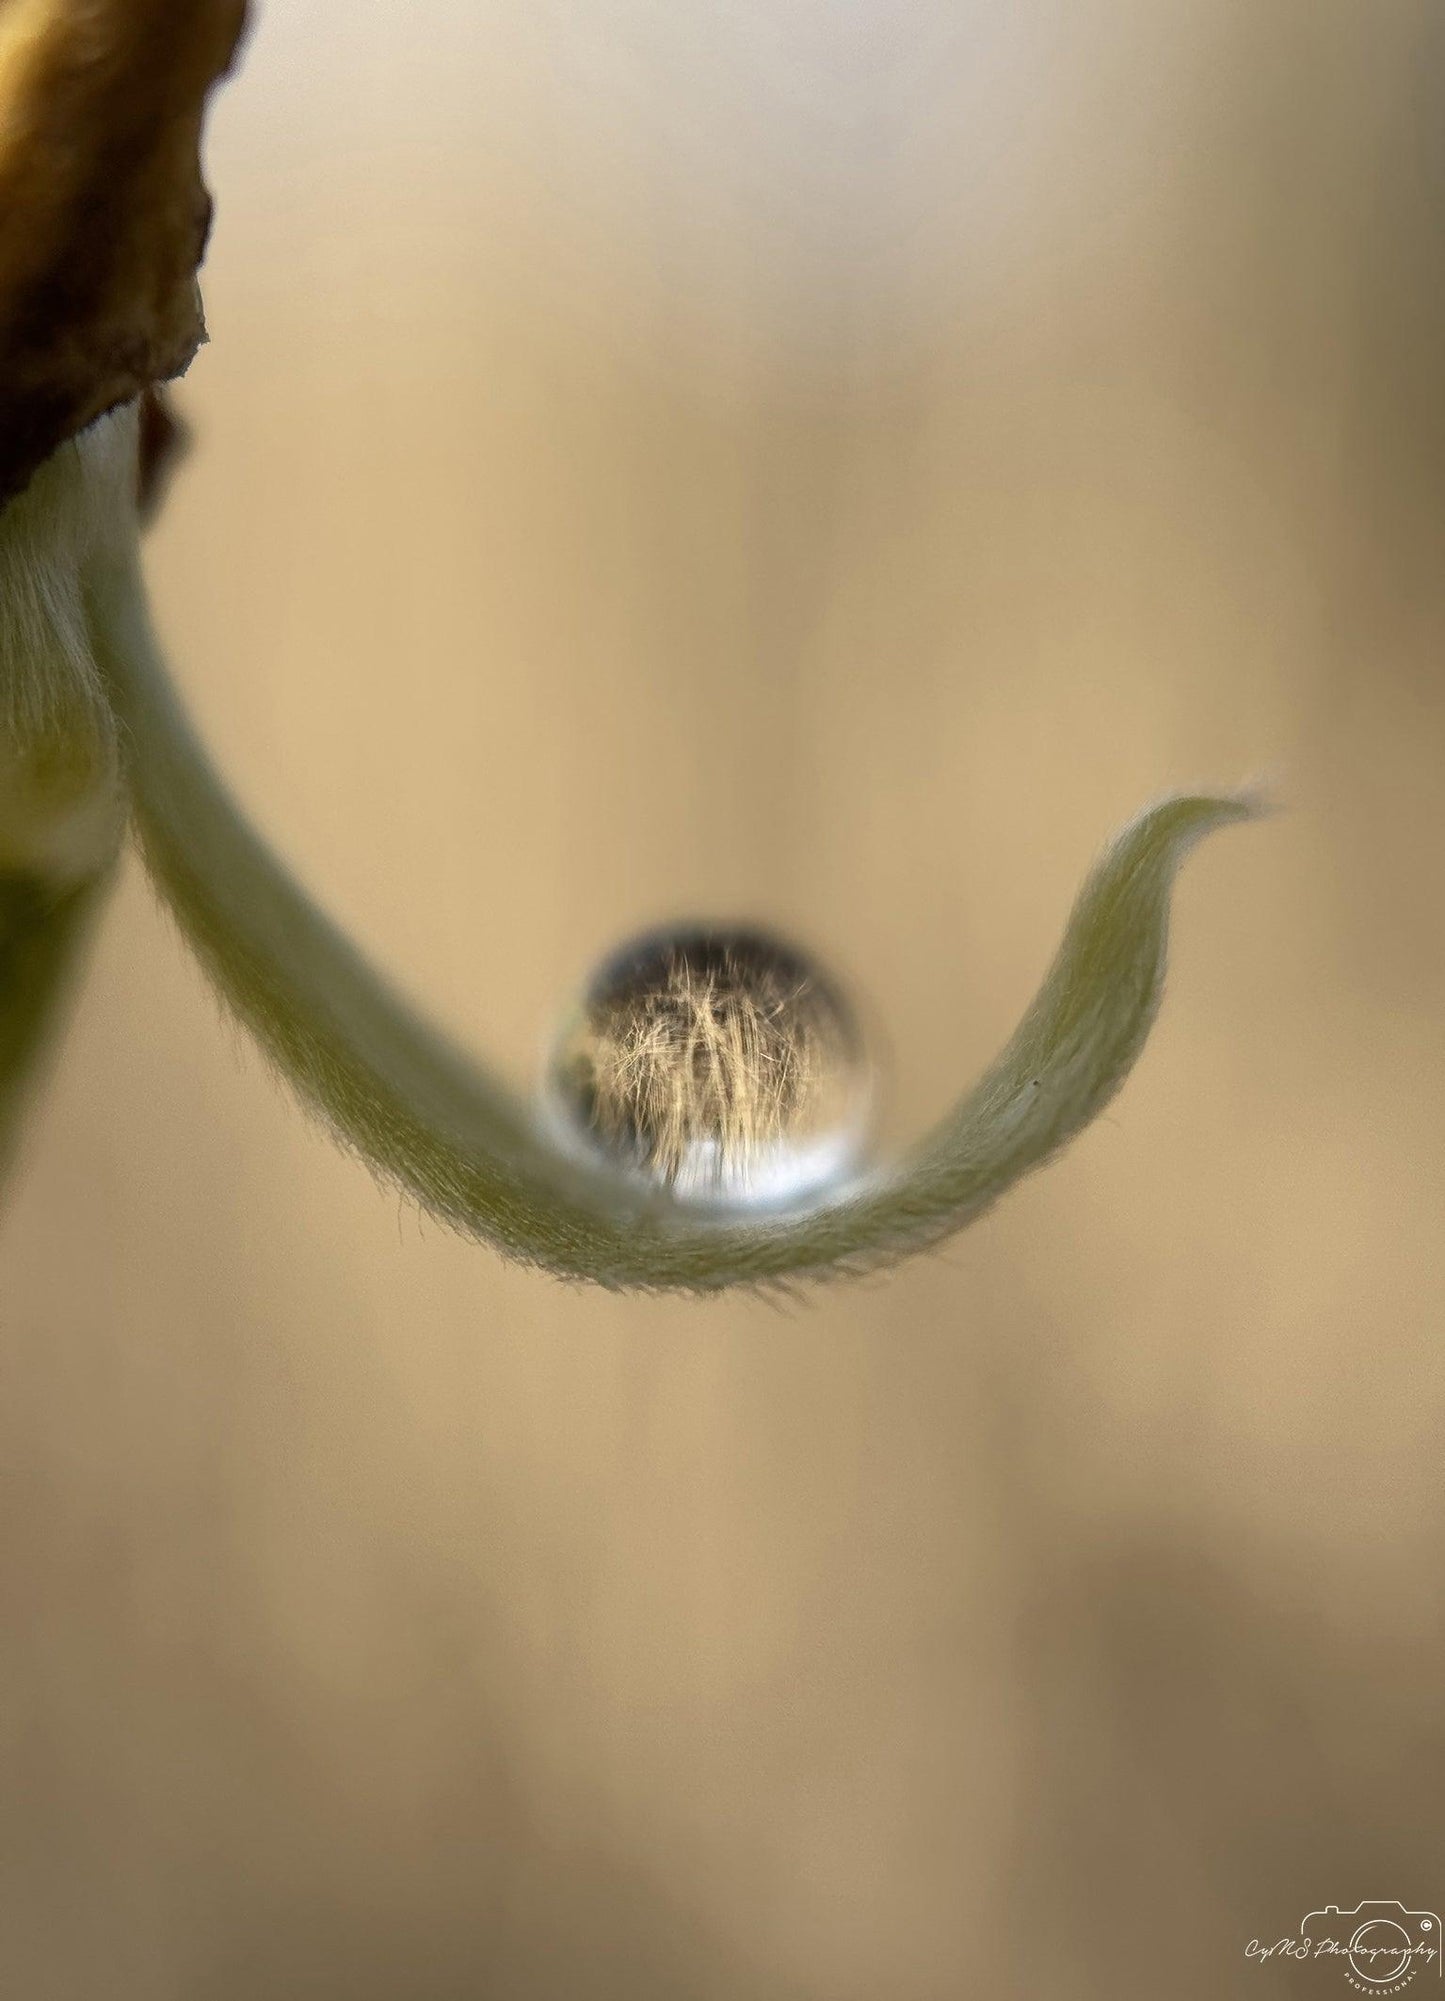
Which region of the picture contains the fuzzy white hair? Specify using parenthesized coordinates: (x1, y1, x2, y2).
(0, 403, 137, 880)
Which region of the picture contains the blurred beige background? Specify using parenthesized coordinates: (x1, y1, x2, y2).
(4, 1, 1445, 1994)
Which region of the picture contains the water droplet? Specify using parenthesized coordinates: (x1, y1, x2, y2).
(544, 924, 870, 1209)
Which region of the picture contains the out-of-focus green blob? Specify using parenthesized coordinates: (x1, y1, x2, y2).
(0, 412, 133, 1174)
(0, 870, 106, 1177)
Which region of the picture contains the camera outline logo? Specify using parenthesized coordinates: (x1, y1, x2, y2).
(1300, 1903, 1442, 1991)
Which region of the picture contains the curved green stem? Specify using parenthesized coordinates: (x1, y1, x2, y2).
(89, 550, 1260, 1292)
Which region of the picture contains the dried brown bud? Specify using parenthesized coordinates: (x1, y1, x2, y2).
(0, 0, 247, 507)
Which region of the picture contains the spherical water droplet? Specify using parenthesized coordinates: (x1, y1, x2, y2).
(544, 925, 870, 1209)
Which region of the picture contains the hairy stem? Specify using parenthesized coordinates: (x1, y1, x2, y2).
(91, 548, 1260, 1292)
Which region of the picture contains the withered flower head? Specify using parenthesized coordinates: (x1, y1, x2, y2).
(0, 0, 246, 506)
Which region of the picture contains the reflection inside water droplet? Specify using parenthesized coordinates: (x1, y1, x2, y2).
(543, 925, 870, 1209)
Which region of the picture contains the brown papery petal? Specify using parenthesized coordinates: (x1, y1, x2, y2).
(0, 0, 248, 507)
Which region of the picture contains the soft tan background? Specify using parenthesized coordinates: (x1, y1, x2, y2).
(4, 2, 1445, 1995)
